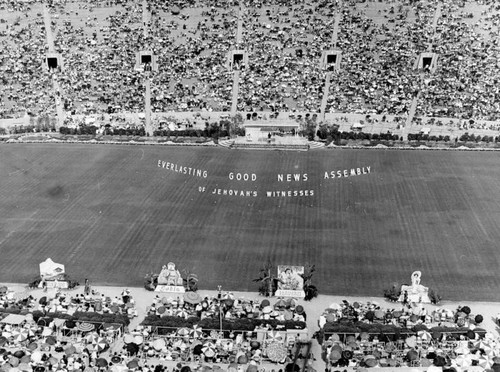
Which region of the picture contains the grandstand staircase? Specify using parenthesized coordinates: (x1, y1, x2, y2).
(308, 141, 325, 150)
(218, 139, 234, 149)
(405, 90, 421, 132)
(42, 5, 65, 128)
(230, 6, 244, 114)
(231, 71, 240, 114)
(320, 72, 331, 121)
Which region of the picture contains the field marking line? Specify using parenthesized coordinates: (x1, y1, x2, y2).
(8, 169, 24, 176)
(0, 210, 39, 247)
(8, 165, 33, 176)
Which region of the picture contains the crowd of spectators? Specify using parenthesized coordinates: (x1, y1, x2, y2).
(147, 295, 307, 323)
(0, 285, 311, 372)
(324, 0, 431, 116)
(49, 0, 238, 116)
(237, 0, 331, 112)
(0, 0, 499, 124)
(319, 300, 491, 370)
(0, 286, 132, 371)
(0, 1, 55, 119)
(416, 0, 500, 121)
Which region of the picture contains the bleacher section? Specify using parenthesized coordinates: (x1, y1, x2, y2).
(0, 0, 499, 125)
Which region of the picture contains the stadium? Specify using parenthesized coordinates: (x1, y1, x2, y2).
(1, 0, 500, 371)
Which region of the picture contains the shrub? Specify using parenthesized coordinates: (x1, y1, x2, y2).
(28, 277, 42, 289)
(31, 310, 130, 326)
(323, 322, 471, 338)
(428, 288, 442, 304)
(412, 324, 429, 332)
(144, 273, 158, 291)
(141, 315, 306, 332)
(383, 284, 400, 302)
(304, 284, 318, 301)
(0, 308, 23, 315)
(460, 306, 471, 315)
(364, 311, 374, 322)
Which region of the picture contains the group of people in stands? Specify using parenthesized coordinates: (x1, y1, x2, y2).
(0, 0, 499, 124)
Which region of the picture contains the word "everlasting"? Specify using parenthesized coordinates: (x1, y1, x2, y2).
(157, 160, 208, 178)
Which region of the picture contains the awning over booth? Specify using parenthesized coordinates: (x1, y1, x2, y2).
(0, 314, 27, 325)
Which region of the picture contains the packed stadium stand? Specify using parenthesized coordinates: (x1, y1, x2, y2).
(0, 0, 499, 126)
(0, 2, 55, 118)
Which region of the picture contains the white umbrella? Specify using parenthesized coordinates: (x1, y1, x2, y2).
(90, 337, 109, 352)
(123, 334, 134, 344)
(133, 335, 143, 345)
(222, 292, 235, 300)
(177, 328, 190, 336)
(266, 330, 283, 342)
(202, 342, 216, 357)
(11, 329, 28, 343)
(41, 327, 53, 336)
(478, 355, 494, 369)
(328, 303, 341, 310)
(152, 339, 165, 351)
(190, 325, 203, 339)
(455, 345, 470, 355)
(454, 354, 473, 368)
(24, 323, 38, 337)
(475, 340, 493, 355)
(417, 330, 432, 341)
(31, 351, 42, 363)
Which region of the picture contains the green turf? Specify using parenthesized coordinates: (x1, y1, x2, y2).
(1, 144, 500, 301)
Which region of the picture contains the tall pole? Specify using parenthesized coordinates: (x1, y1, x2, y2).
(219, 306, 223, 333)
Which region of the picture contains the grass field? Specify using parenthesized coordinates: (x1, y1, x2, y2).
(1, 144, 500, 301)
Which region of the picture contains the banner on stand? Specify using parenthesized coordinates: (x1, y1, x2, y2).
(275, 265, 305, 298)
